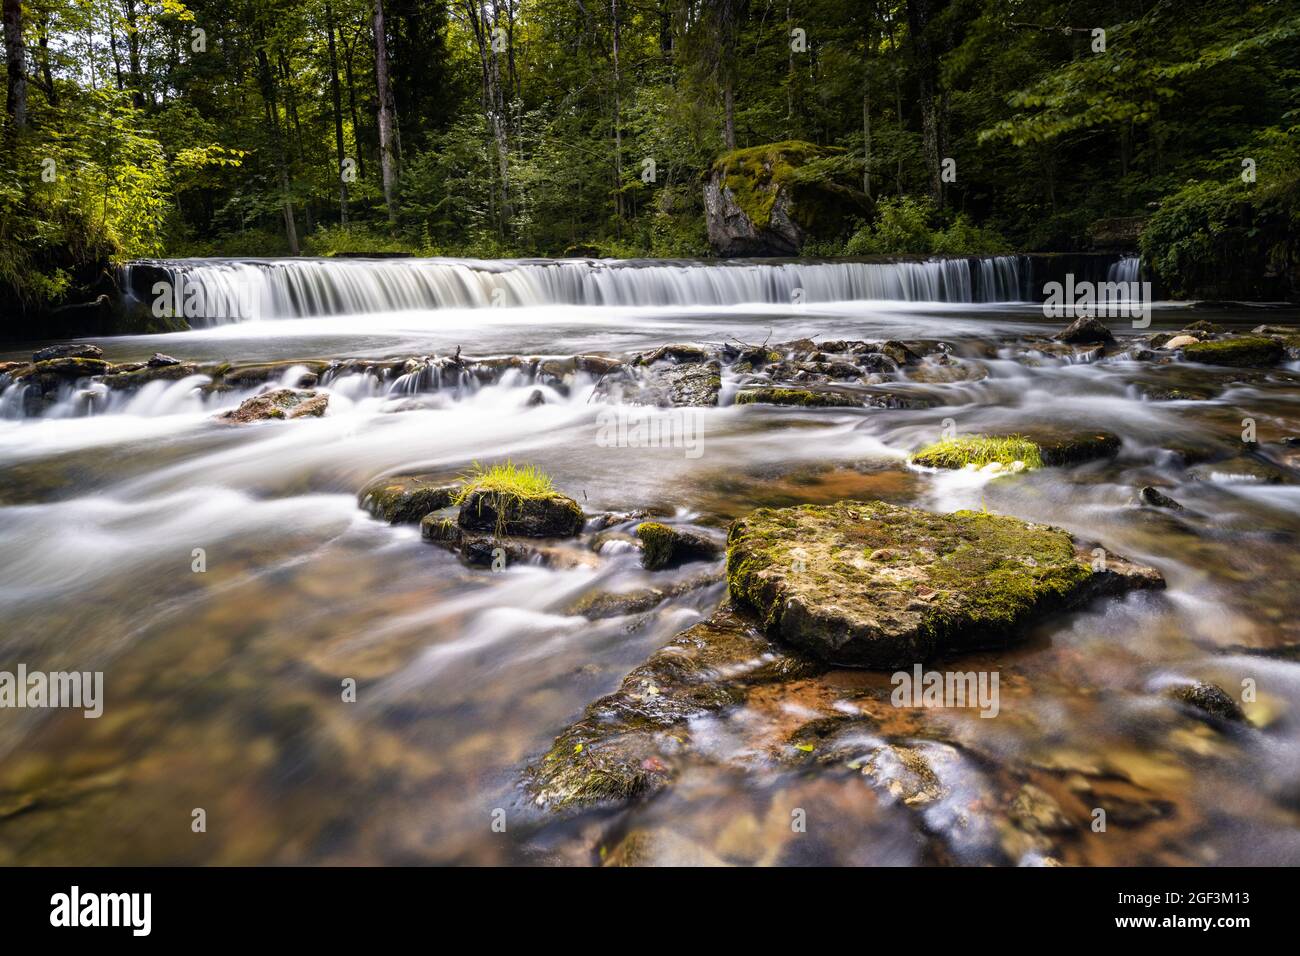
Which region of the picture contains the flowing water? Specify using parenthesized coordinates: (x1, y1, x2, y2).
(2, 256, 1299, 865)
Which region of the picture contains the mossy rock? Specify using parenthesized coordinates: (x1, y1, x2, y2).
(102, 363, 200, 389)
(726, 500, 1164, 667)
(360, 475, 460, 524)
(911, 430, 1120, 471)
(734, 387, 861, 408)
(1182, 336, 1283, 367)
(636, 522, 723, 570)
(522, 606, 822, 809)
(457, 488, 583, 538)
(704, 140, 869, 256)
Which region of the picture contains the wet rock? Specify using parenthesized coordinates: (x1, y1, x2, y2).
(1054, 316, 1115, 345)
(1187, 455, 1288, 485)
(32, 343, 103, 362)
(1182, 336, 1284, 368)
(586, 509, 658, 531)
(218, 388, 329, 424)
(636, 522, 723, 570)
(726, 500, 1164, 667)
(420, 512, 461, 543)
(565, 571, 725, 619)
(1138, 486, 1184, 511)
(636, 343, 710, 365)
(457, 488, 584, 538)
(13, 356, 112, 383)
(457, 532, 595, 570)
(878, 340, 921, 366)
(220, 361, 329, 388)
(1140, 384, 1213, 402)
(147, 352, 182, 367)
(358, 475, 460, 524)
(734, 387, 861, 408)
(1030, 429, 1122, 467)
(600, 360, 721, 407)
(910, 430, 1120, 471)
(1161, 334, 1201, 350)
(522, 607, 823, 809)
(1165, 681, 1246, 723)
(101, 362, 199, 389)
(525, 389, 546, 407)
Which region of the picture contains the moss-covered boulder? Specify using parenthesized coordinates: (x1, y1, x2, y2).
(704, 141, 870, 256)
(1182, 336, 1283, 367)
(734, 387, 862, 408)
(636, 522, 723, 570)
(217, 388, 329, 423)
(359, 475, 460, 524)
(726, 500, 1164, 667)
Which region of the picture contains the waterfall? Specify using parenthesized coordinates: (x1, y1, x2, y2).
(1107, 256, 1141, 286)
(121, 255, 1032, 326)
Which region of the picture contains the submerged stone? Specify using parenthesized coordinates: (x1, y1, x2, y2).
(522, 607, 822, 809)
(726, 500, 1164, 667)
(1139, 486, 1184, 511)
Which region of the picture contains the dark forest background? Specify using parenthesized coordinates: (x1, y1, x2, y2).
(2, 0, 1298, 311)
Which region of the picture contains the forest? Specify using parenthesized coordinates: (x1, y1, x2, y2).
(1, 0, 1298, 328)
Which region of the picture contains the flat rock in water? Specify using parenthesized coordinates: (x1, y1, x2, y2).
(218, 388, 328, 424)
(32, 343, 103, 362)
(358, 475, 460, 524)
(734, 387, 861, 408)
(1182, 336, 1283, 367)
(726, 500, 1164, 667)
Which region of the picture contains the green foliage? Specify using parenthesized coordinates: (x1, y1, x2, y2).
(911, 435, 1044, 471)
(452, 461, 559, 505)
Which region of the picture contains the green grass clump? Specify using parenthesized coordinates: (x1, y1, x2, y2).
(452, 460, 557, 505)
(910, 435, 1044, 471)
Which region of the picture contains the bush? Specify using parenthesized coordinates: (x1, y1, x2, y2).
(841, 197, 1011, 256)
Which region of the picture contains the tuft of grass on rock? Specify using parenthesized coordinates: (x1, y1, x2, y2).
(452, 460, 558, 505)
(910, 435, 1044, 471)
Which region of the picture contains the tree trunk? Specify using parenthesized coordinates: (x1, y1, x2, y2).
(612, 0, 623, 223)
(373, 0, 399, 223)
(38, 15, 56, 107)
(326, 3, 350, 224)
(124, 0, 145, 108)
(907, 0, 947, 206)
(4, 0, 28, 131)
(256, 44, 300, 255)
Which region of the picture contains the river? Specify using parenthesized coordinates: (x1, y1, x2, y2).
(1, 255, 1298, 865)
